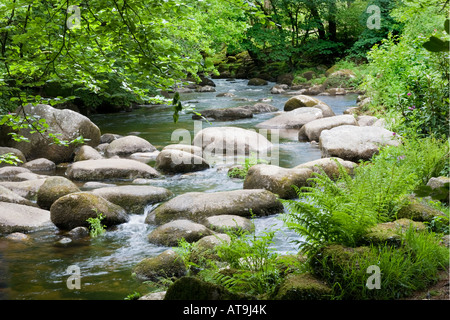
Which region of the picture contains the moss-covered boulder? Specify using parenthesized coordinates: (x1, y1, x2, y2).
(284, 95, 322, 112)
(133, 249, 186, 282)
(91, 185, 173, 214)
(243, 164, 313, 199)
(311, 244, 372, 279)
(190, 233, 232, 265)
(360, 218, 427, 247)
(397, 198, 446, 222)
(50, 192, 129, 230)
(164, 276, 249, 300)
(248, 78, 268, 86)
(37, 176, 80, 210)
(273, 273, 331, 300)
(147, 219, 214, 246)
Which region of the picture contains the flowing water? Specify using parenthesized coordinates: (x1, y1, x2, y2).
(0, 79, 357, 300)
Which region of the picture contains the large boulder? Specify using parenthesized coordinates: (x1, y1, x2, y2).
(284, 95, 322, 112)
(193, 127, 273, 157)
(256, 108, 323, 129)
(91, 185, 173, 214)
(133, 249, 186, 282)
(243, 164, 313, 199)
(37, 176, 81, 210)
(0, 185, 37, 207)
(105, 135, 157, 158)
(148, 189, 283, 225)
(66, 159, 160, 181)
(298, 115, 358, 142)
(319, 125, 400, 162)
(0, 202, 51, 234)
(294, 157, 357, 179)
(0, 104, 101, 163)
(192, 107, 253, 121)
(50, 192, 129, 230)
(155, 149, 210, 174)
(147, 219, 214, 246)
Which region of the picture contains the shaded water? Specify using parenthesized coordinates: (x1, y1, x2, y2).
(0, 79, 357, 300)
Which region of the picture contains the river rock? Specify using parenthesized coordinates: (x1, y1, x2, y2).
(147, 219, 214, 246)
(241, 103, 278, 113)
(243, 164, 313, 199)
(396, 198, 447, 222)
(133, 249, 186, 282)
(319, 125, 400, 162)
(203, 215, 254, 234)
(66, 159, 160, 181)
(164, 276, 247, 300)
(284, 95, 322, 111)
(74, 145, 103, 161)
(0, 104, 101, 163)
(0, 202, 51, 234)
(91, 185, 173, 214)
(248, 78, 268, 86)
(426, 176, 450, 203)
(50, 192, 129, 230)
(0, 185, 37, 207)
(356, 115, 379, 127)
(163, 144, 203, 155)
(193, 127, 273, 157)
(155, 149, 210, 174)
(195, 85, 216, 92)
(0, 179, 46, 200)
(192, 107, 253, 121)
(0, 147, 27, 166)
(149, 189, 283, 225)
(105, 135, 156, 158)
(256, 107, 323, 129)
(0, 166, 33, 181)
(298, 115, 358, 142)
(312, 103, 335, 117)
(100, 133, 122, 144)
(271, 84, 288, 94)
(128, 151, 160, 163)
(21, 158, 56, 172)
(294, 157, 357, 179)
(36, 176, 81, 210)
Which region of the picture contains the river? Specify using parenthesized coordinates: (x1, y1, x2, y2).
(0, 79, 357, 300)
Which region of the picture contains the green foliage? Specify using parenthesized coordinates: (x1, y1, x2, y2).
(315, 228, 449, 299)
(282, 136, 449, 255)
(362, 0, 449, 138)
(0, 153, 23, 166)
(124, 291, 141, 300)
(227, 153, 268, 179)
(86, 210, 106, 238)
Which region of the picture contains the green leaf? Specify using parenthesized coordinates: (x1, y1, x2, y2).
(445, 19, 449, 35)
(423, 36, 450, 52)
